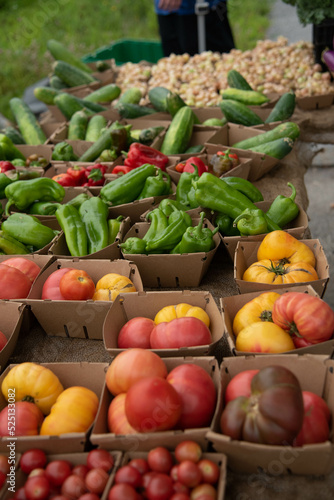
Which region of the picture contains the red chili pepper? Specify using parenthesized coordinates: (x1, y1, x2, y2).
(124, 143, 169, 171)
(112, 165, 135, 175)
(175, 162, 186, 173)
(66, 165, 87, 186)
(182, 157, 208, 176)
(52, 173, 77, 187)
(0, 161, 16, 173)
(83, 163, 108, 186)
(217, 149, 240, 168)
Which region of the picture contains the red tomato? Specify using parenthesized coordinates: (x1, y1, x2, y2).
(0, 402, 44, 437)
(20, 449, 47, 475)
(72, 464, 89, 480)
(272, 292, 334, 344)
(59, 269, 95, 301)
(170, 465, 179, 482)
(108, 483, 139, 500)
(114, 465, 142, 488)
(167, 364, 217, 429)
(197, 459, 220, 484)
(177, 461, 202, 488)
(61, 474, 87, 499)
(107, 393, 137, 435)
(41, 268, 72, 300)
(174, 441, 202, 464)
(145, 472, 174, 500)
(85, 468, 109, 495)
(105, 348, 168, 396)
(142, 471, 159, 490)
(170, 494, 190, 500)
(293, 391, 331, 446)
(28, 469, 46, 479)
(147, 447, 173, 474)
(0, 470, 6, 490)
(24, 476, 50, 500)
(0, 263, 32, 299)
(14, 486, 28, 500)
(86, 449, 114, 472)
(172, 481, 189, 494)
(0, 331, 7, 352)
(2, 258, 40, 283)
(128, 458, 150, 475)
(150, 317, 212, 349)
(190, 483, 217, 499)
(45, 460, 72, 487)
(224, 370, 259, 405)
(117, 317, 155, 349)
(78, 494, 100, 500)
(125, 376, 182, 433)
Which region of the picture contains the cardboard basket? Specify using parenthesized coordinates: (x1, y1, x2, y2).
(25, 258, 143, 339)
(218, 200, 309, 260)
(220, 285, 334, 356)
(120, 218, 221, 288)
(206, 354, 334, 475)
(103, 290, 225, 358)
(234, 238, 329, 297)
(16, 145, 54, 165)
(0, 362, 109, 453)
(296, 93, 334, 110)
(0, 302, 27, 374)
(90, 356, 221, 451)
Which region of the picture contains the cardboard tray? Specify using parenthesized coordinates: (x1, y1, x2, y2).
(103, 290, 225, 357)
(206, 354, 334, 475)
(90, 356, 221, 451)
(16, 145, 54, 165)
(220, 285, 334, 356)
(296, 93, 334, 110)
(120, 218, 221, 288)
(24, 258, 143, 339)
(234, 238, 330, 298)
(0, 362, 109, 453)
(0, 302, 27, 374)
(218, 200, 309, 260)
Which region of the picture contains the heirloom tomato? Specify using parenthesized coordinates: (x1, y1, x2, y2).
(224, 369, 259, 405)
(235, 322, 295, 353)
(220, 365, 304, 445)
(0, 263, 32, 299)
(232, 292, 281, 336)
(257, 230, 316, 268)
(154, 303, 210, 328)
(117, 317, 155, 349)
(150, 317, 212, 349)
(41, 267, 72, 300)
(92, 273, 136, 301)
(293, 391, 331, 446)
(59, 269, 95, 300)
(107, 393, 137, 435)
(242, 259, 318, 285)
(272, 292, 334, 345)
(0, 401, 44, 436)
(2, 257, 40, 283)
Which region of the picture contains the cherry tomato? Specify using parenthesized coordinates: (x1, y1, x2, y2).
(108, 483, 139, 500)
(127, 458, 150, 476)
(61, 474, 87, 499)
(145, 473, 174, 500)
(78, 494, 100, 500)
(197, 459, 220, 484)
(86, 449, 114, 472)
(72, 464, 89, 480)
(24, 476, 50, 500)
(177, 461, 202, 488)
(45, 460, 72, 487)
(174, 441, 202, 464)
(147, 447, 173, 474)
(115, 465, 142, 489)
(59, 269, 95, 301)
(85, 468, 109, 495)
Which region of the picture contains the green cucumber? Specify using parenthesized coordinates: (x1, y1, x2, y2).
(160, 106, 194, 155)
(249, 137, 295, 159)
(85, 115, 107, 142)
(33, 86, 60, 105)
(47, 39, 93, 73)
(138, 126, 165, 145)
(83, 84, 121, 103)
(166, 91, 201, 124)
(1, 126, 26, 145)
(202, 117, 227, 126)
(232, 122, 300, 149)
(52, 60, 97, 88)
(74, 96, 107, 113)
(54, 93, 86, 120)
(68, 110, 90, 140)
(116, 102, 157, 119)
(219, 100, 264, 127)
(9, 98, 47, 145)
(148, 86, 170, 112)
(222, 88, 270, 106)
(49, 75, 69, 90)
(264, 91, 296, 123)
(184, 144, 204, 154)
(227, 69, 253, 91)
(117, 88, 142, 105)
(78, 127, 114, 162)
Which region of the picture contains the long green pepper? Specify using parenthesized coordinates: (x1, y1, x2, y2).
(79, 197, 109, 254)
(56, 204, 88, 256)
(145, 208, 192, 253)
(1, 213, 58, 250)
(171, 212, 218, 254)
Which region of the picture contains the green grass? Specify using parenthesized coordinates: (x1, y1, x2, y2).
(0, 0, 274, 121)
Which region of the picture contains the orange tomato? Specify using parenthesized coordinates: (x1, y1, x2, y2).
(233, 292, 281, 336)
(59, 269, 95, 300)
(154, 303, 210, 327)
(93, 273, 136, 301)
(257, 231, 316, 268)
(243, 259, 319, 285)
(235, 322, 295, 353)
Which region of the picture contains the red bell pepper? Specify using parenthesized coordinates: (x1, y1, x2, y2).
(112, 165, 135, 175)
(0, 161, 16, 174)
(66, 165, 87, 186)
(124, 143, 169, 171)
(83, 163, 108, 186)
(182, 157, 208, 176)
(52, 173, 77, 187)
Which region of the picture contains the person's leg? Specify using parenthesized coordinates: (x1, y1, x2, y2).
(157, 13, 182, 56)
(176, 14, 199, 55)
(205, 2, 235, 53)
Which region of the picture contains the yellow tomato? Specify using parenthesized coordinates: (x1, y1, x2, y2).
(243, 259, 319, 284)
(154, 303, 210, 327)
(93, 273, 136, 301)
(236, 322, 295, 353)
(233, 292, 281, 336)
(257, 231, 316, 268)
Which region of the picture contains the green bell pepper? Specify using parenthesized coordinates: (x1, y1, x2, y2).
(265, 182, 299, 228)
(214, 212, 240, 236)
(0, 173, 14, 199)
(0, 134, 26, 161)
(56, 204, 88, 256)
(171, 211, 218, 254)
(79, 196, 109, 254)
(52, 141, 78, 161)
(1, 213, 59, 250)
(120, 237, 147, 254)
(233, 208, 268, 236)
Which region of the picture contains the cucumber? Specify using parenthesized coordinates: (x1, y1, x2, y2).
(1, 126, 26, 144)
(232, 122, 300, 149)
(264, 91, 296, 123)
(184, 144, 204, 154)
(33, 86, 60, 105)
(52, 60, 97, 88)
(116, 102, 157, 119)
(219, 100, 264, 127)
(160, 106, 194, 155)
(222, 88, 270, 106)
(249, 137, 295, 159)
(85, 115, 107, 142)
(148, 86, 170, 112)
(83, 84, 121, 104)
(138, 126, 165, 145)
(9, 98, 47, 145)
(166, 91, 201, 124)
(47, 39, 93, 73)
(74, 96, 107, 113)
(227, 69, 253, 91)
(78, 127, 114, 162)
(117, 88, 142, 105)
(202, 117, 227, 126)
(68, 110, 90, 140)
(49, 75, 69, 90)
(53, 93, 86, 120)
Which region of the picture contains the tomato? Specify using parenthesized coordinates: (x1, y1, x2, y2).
(128, 458, 150, 475)
(170, 465, 179, 482)
(41, 268, 72, 300)
(20, 449, 47, 475)
(145, 472, 174, 500)
(220, 365, 304, 445)
(147, 447, 173, 474)
(272, 292, 334, 345)
(224, 370, 259, 405)
(125, 376, 182, 433)
(0, 331, 7, 352)
(86, 449, 115, 472)
(59, 269, 95, 301)
(107, 393, 137, 435)
(177, 461, 202, 488)
(14, 486, 28, 500)
(0, 470, 6, 490)
(174, 441, 202, 464)
(170, 493, 190, 500)
(150, 317, 212, 349)
(92, 273, 136, 301)
(24, 476, 50, 500)
(167, 364, 217, 429)
(117, 317, 155, 349)
(114, 465, 142, 488)
(172, 481, 189, 494)
(232, 292, 281, 336)
(105, 348, 168, 396)
(61, 475, 87, 500)
(108, 483, 139, 500)
(0, 263, 32, 299)
(0, 402, 44, 437)
(190, 483, 217, 499)
(78, 494, 100, 500)
(28, 469, 46, 479)
(2, 257, 41, 283)
(154, 304, 210, 328)
(293, 391, 331, 446)
(197, 459, 220, 485)
(45, 460, 73, 487)
(85, 468, 109, 495)
(142, 471, 159, 490)
(235, 322, 296, 353)
(243, 259, 319, 285)
(72, 464, 89, 480)
(257, 231, 316, 268)
(0, 454, 10, 475)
